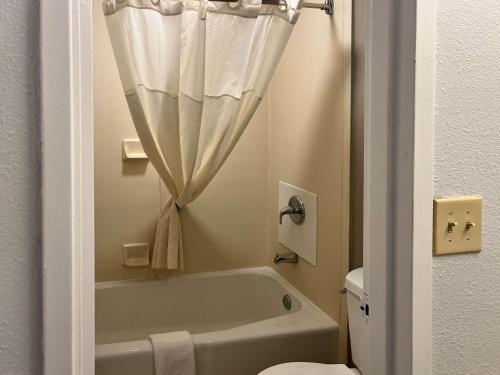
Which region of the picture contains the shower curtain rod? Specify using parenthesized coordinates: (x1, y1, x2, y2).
(214, 0, 334, 15)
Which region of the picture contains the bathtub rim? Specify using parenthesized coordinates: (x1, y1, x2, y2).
(95, 266, 339, 360)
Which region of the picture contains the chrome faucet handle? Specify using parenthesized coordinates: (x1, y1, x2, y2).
(279, 195, 305, 225)
(279, 206, 296, 224)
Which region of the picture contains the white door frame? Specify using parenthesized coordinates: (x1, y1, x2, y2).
(40, 1, 434, 374)
(364, 0, 434, 374)
(412, 0, 435, 373)
(41, 1, 94, 374)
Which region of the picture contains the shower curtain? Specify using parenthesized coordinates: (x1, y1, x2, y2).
(103, 0, 301, 269)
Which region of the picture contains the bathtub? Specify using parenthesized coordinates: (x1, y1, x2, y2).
(95, 267, 339, 375)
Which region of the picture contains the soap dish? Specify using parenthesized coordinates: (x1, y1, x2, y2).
(122, 139, 148, 160)
(122, 243, 150, 267)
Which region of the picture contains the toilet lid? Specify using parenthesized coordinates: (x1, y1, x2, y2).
(259, 362, 353, 375)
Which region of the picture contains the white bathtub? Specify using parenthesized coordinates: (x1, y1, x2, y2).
(95, 267, 339, 375)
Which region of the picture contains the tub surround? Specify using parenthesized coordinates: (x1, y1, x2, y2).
(93, 0, 351, 360)
(350, 0, 366, 271)
(268, 0, 352, 360)
(93, 0, 270, 281)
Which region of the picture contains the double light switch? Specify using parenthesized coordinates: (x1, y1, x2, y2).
(433, 196, 482, 255)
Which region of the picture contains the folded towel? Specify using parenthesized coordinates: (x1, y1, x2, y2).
(150, 331, 196, 375)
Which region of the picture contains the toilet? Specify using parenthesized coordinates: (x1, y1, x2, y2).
(259, 268, 366, 375)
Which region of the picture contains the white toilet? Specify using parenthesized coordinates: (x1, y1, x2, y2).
(259, 268, 366, 375)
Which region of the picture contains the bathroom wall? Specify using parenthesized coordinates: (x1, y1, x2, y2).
(268, 0, 351, 359)
(94, 2, 160, 281)
(93, 1, 270, 281)
(350, 0, 365, 271)
(0, 1, 42, 374)
(432, 1, 500, 373)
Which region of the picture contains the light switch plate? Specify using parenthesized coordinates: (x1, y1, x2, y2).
(278, 181, 317, 265)
(433, 196, 482, 255)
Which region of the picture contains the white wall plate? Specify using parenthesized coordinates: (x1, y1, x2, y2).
(278, 181, 317, 266)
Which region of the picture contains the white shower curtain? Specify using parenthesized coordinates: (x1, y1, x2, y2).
(103, 0, 301, 270)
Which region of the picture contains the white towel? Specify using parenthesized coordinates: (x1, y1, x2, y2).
(150, 331, 196, 375)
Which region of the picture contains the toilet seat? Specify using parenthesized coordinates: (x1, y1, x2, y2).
(258, 362, 360, 375)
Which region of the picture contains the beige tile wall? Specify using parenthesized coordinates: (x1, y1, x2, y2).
(94, 1, 160, 281)
(350, 0, 365, 271)
(93, 1, 270, 281)
(268, 0, 352, 360)
(93, 4, 351, 360)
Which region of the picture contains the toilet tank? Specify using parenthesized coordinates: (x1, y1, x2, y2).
(345, 268, 367, 373)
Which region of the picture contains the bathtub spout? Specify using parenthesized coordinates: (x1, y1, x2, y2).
(274, 252, 299, 264)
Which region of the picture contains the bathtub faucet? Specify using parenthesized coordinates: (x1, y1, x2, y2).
(274, 252, 299, 264)
(279, 195, 306, 225)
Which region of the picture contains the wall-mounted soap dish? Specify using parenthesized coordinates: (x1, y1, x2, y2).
(122, 243, 150, 267)
(122, 139, 148, 160)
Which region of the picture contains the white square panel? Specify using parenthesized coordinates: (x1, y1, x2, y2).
(278, 181, 317, 265)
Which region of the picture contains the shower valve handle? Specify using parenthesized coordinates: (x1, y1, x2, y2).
(279, 195, 305, 225)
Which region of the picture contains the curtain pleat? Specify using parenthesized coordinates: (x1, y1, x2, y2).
(104, 0, 300, 269)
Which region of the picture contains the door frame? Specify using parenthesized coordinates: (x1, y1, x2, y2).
(41, 1, 94, 374)
(40, 0, 434, 374)
(364, 0, 434, 374)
